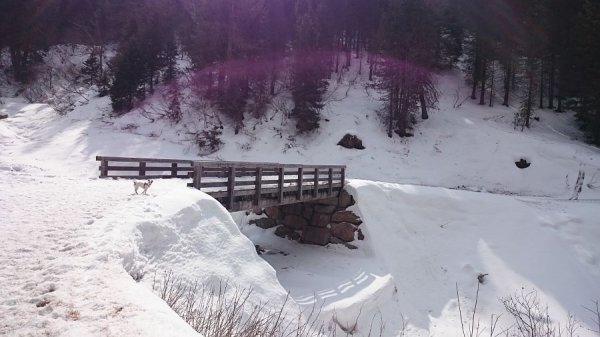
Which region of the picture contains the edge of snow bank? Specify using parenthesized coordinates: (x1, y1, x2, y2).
(96, 187, 296, 335)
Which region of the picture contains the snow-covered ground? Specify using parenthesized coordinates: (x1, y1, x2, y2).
(0, 103, 292, 336)
(239, 180, 600, 336)
(1, 71, 599, 336)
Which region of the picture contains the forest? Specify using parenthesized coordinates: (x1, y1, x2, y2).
(1, 0, 599, 144)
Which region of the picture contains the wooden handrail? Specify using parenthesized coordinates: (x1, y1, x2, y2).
(96, 155, 346, 211)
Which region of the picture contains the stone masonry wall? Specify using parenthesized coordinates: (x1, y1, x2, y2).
(250, 190, 364, 247)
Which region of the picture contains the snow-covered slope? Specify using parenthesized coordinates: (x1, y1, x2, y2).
(239, 179, 600, 336)
(1, 70, 599, 336)
(0, 103, 292, 335)
(109, 71, 600, 199)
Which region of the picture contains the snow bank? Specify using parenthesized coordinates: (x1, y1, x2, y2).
(344, 180, 600, 336)
(104, 187, 292, 308)
(246, 180, 600, 337)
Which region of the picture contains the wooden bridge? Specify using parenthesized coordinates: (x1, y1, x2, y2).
(96, 156, 346, 212)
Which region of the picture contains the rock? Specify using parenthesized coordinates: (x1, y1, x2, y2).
(332, 211, 362, 225)
(302, 205, 314, 220)
(337, 134, 365, 150)
(281, 203, 304, 216)
(281, 214, 308, 230)
(310, 197, 338, 207)
(314, 205, 336, 214)
(301, 226, 330, 246)
(329, 237, 345, 244)
(330, 222, 356, 242)
(338, 190, 355, 208)
(0, 114, 7, 120)
(250, 217, 277, 229)
(274, 226, 293, 239)
(264, 206, 280, 219)
(311, 213, 331, 228)
(515, 158, 531, 169)
(344, 243, 358, 250)
(357, 228, 365, 240)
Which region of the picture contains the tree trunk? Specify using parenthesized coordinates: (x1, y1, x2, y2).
(355, 30, 360, 58)
(226, 0, 235, 60)
(489, 61, 494, 107)
(502, 53, 511, 106)
(556, 64, 564, 113)
(548, 53, 555, 109)
(345, 32, 351, 69)
(387, 83, 395, 137)
(525, 58, 534, 129)
(539, 58, 545, 109)
(269, 72, 276, 96)
(420, 91, 428, 119)
(368, 53, 374, 81)
(479, 48, 487, 105)
(471, 38, 480, 100)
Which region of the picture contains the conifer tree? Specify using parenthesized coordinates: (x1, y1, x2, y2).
(374, 0, 438, 137)
(81, 52, 101, 85)
(290, 0, 330, 134)
(574, 0, 600, 144)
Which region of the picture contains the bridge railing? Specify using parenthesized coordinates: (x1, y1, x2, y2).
(96, 156, 195, 179)
(96, 156, 346, 211)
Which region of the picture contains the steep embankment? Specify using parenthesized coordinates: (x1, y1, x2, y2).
(243, 180, 600, 337)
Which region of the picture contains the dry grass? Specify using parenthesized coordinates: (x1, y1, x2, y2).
(152, 271, 336, 337)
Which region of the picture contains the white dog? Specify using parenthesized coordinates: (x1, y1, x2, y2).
(133, 179, 153, 195)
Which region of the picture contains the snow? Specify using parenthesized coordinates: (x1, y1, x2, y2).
(0, 102, 292, 336)
(238, 180, 600, 336)
(1, 69, 600, 336)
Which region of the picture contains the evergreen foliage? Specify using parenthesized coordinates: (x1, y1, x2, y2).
(1, 0, 600, 143)
(81, 52, 101, 86)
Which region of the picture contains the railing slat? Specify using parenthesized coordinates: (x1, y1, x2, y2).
(278, 167, 284, 203)
(100, 160, 108, 178)
(255, 167, 262, 206)
(313, 168, 319, 197)
(297, 167, 303, 200)
(328, 168, 333, 196)
(228, 167, 236, 210)
(193, 162, 203, 189)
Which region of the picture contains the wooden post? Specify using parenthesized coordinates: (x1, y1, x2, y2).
(313, 168, 319, 197)
(328, 168, 333, 196)
(340, 167, 346, 189)
(171, 163, 177, 177)
(100, 159, 108, 178)
(228, 167, 236, 210)
(254, 167, 262, 206)
(297, 167, 303, 200)
(278, 167, 284, 203)
(139, 162, 146, 176)
(192, 162, 202, 189)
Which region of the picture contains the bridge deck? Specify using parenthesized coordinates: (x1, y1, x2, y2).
(96, 156, 345, 212)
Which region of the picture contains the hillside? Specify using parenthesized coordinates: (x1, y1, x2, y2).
(1, 72, 599, 336)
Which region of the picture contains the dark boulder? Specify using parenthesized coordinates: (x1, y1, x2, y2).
(330, 222, 356, 242)
(301, 226, 331, 246)
(515, 158, 531, 169)
(337, 134, 365, 150)
(250, 217, 278, 229)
